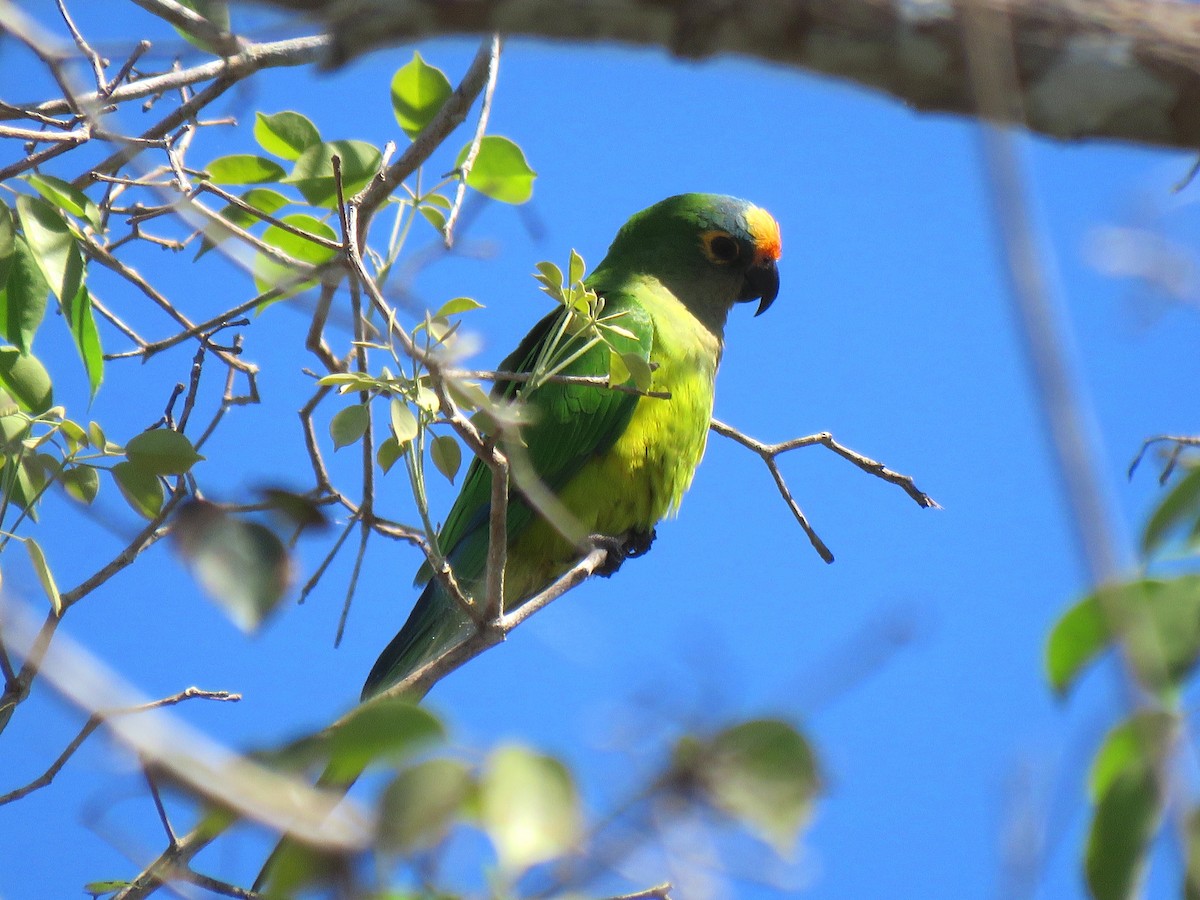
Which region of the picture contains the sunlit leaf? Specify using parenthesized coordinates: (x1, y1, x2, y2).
(195, 187, 290, 260)
(172, 499, 291, 632)
(479, 745, 580, 873)
(0, 348, 52, 413)
(252, 214, 338, 304)
(254, 111, 321, 161)
(455, 136, 536, 205)
(25, 173, 103, 230)
(125, 429, 203, 476)
(205, 154, 286, 185)
(111, 461, 163, 519)
(330, 403, 369, 450)
(61, 465, 99, 505)
(391, 52, 453, 139)
(64, 284, 103, 398)
(0, 200, 14, 289)
(0, 237, 49, 353)
(83, 881, 130, 898)
(622, 352, 653, 392)
(430, 434, 461, 484)
(284, 140, 382, 207)
(389, 398, 418, 446)
(16, 194, 83, 302)
(378, 758, 473, 852)
(24, 536, 61, 614)
(434, 296, 484, 318)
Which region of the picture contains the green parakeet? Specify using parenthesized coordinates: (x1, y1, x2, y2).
(362, 193, 782, 699)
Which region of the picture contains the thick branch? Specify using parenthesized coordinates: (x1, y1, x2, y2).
(235, 0, 1200, 151)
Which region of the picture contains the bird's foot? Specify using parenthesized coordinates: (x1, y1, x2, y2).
(591, 528, 657, 578)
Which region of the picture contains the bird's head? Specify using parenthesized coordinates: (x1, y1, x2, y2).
(594, 193, 782, 332)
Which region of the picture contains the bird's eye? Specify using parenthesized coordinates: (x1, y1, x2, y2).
(704, 232, 740, 264)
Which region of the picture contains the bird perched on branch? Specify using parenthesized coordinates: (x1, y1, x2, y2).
(363, 192, 782, 699)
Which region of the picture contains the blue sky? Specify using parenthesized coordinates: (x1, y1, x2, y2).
(3, 4, 1200, 899)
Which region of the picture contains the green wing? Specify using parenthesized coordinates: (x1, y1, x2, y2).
(416, 292, 653, 585)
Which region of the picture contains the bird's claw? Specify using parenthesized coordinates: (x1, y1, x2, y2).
(591, 528, 657, 578)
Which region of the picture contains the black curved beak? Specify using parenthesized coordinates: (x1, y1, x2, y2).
(739, 259, 780, 316)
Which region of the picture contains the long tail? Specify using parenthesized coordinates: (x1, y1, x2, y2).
(360, 578, 476, 701)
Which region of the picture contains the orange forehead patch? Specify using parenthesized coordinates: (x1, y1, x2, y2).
(745, 206, 782, 261)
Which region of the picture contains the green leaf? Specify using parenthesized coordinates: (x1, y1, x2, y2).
(83, 881, 130, 898)
(0, 348, 52, 413)
(25, 173, 102, 230)
(111, 461, 163, 519)
(64, 284, 103, 398)
(430, 434, 461, 484)
(289, 699, 444, 783)
(205, 154, 286, 185)
(0, 237, 49, 353)
(1184, 807, 1200, 900)
(389, 398, 418, 446)
(125, 429, 203, 476)
(567, 248, 585, 285)
(87, 421, 108, 453)
(172, 0, 230, 53)
(378, 758, 473, 852)
(479, 745, 580, 873)
(330, 403, 369, 450)
(1086, 763, 1163, 900)
(0, 200, 16, 289)
(390, 52, 453, 139)
(195, 187, 290, 260)
(694, 719, 821, 856)
(254, 111, 321, 161)
(434, 296, 484, 319)
(1143, 465, 1200, 557)
(16, 194, 83, 302)
(455, 136, 536, 205)
(1046, 593, 1109, 695)
(376, 436, 403, 473)
(284, 140, 382, 208)
(252, 214, 338, 304)
(61, 465, 99, 504)
(24, 536, 61, 614)
(172, 500, 290, 632)
(1089, 710, 1176, 803)
(621, 352, 653, 392)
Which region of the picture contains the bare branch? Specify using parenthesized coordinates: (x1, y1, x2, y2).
(444, 34, 500, 248)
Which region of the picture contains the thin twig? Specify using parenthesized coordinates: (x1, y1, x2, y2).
(1128, 434, 1200, 483)
(444, 34, 500, 248)
(600, 884, 674, 900)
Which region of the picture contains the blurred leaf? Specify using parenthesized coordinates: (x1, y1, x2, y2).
(284, 140, 382, 207)
(24, 536, 61, 614)
(1086, 763, 1163, 900)
(0, 348, 52, 413)
(83, 882, 130, 898)
(376, 435, 403, 473)
(479, 745, 580, 873)
(1089, 710, 1176, 802)
(195, 187, 290, 259)
(695, 719, 820, 856)
(434, 296, 484, 319)
(172, 0, 230, 52)
(16, 194, 83, 302)
(111, 461, 163, 519)
(330, 403, 369, 450)
(258, 487, 329, 531)
(125, 429, 203, 476)
(1184, 807, 1200, 900)
(64, 284, 103, 398)
(430, 434, 461, 483)
(1143, 465, 1200, 557)
(1046, 593, 1109, 695)
(206, 154, 286, 185)
(62, 465, 99, 504)
(378, 758, 473, 853)
(455, 136, 536, 205)
(0, 200, 13, 289)
(172, 499, 291, 632)
(390, 398, 418, 446)
(253, 214, 338, 304)
(254, 111, 321, 161)
(25, 173, 102, 230)
(391, 52, 453, 139)
(0, 237, 49, 353)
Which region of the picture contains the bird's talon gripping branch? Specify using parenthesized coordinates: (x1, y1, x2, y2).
(591, 528, 657, 577)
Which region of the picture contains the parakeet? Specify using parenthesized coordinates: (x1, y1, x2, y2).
(362, 193, 781, 699)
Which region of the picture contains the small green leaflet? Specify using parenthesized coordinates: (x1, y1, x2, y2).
(254, 111, 321, 161)
(65, 284, 103, 398)
(391, 52, 453, 139)
(0, 236, 49, 353)
(25, 174, 103, 230)
(125, 429, 204, 475)
(16, 194, 83, 303)
(283, 140, 382, 208)
(205, 154, 286, 184)
(455, 136, 536, 205)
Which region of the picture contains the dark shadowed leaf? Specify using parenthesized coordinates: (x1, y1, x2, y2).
(125, 429, 203, 475)
(0, 237, 49, 353)
(64, 284, 103, 398)
(1143, 465, 1200, 557)
(455, 136, 535, 205)
(258, 487, 329, 531)
(391, 52, 453, 139)
(25, 173, 103, 230)
(0, 200, 15, 289)
(61, 465, 100, 504)
(111, 461, 163, 519)
(330, 403, 369, 450)
(171, 0, 231, 52)
(254, 111, 321, 161)
(479, 745, 580, 873)
(0, 348, 52, 413)
(1089, 710, 1176, 802)
(378, 758, 473, 853)
(16, 194, 83, 302)
(172, 499, 291, 632)
(430, 434, 461, 483)
(1184, 807, 1200, 900)
(1086, 763, 1163, 900)
(283, 140, 382, 207)
(376, 435, 403, 473)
